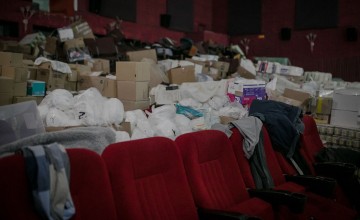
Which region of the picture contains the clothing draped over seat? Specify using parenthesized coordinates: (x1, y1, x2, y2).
(22, 143, 75, 220)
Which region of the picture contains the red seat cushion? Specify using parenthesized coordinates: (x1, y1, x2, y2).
(0, 149, 117, 220)
(102, 137, 199, 220)
(176, 130, 275, 220)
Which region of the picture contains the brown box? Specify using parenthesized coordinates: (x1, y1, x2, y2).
(68, 63, 92, 75)
(0, 93, 13, 106)
(117, 81, 149, 101)
(283, 88, 312, 106)
(12, 96, 43, 104)
(0, 52, 23, 66)
(237, 65, 256, 79)
(0, 77, 14, 93)
(70, 21, 95, 39)
(63, 38, 85, 51)
(167, 66, 196, 84)
(77, 75, 117, 98)
(45, 37, 58, 55)
(13, 82, 27, 97)
(116, 62, 150, 81)
(85, 59, 111, 73)
(2, 66, 28, 82)
(121, 100, 150, 111)
(213, 61, 230, 79)
(127, 49, 157, 63)
(314, 97, 333, 115)
(37, 63, 69, 91)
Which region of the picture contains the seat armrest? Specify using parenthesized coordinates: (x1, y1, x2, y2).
(314, 162, 357, 178)
(284, 174, 336, 197)
(248, 188, 307, 213)
(197, 207, 261, 220)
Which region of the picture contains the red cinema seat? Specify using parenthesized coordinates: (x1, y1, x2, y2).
(230, 125, 358, 220)
(175, 130, 275, 220)
(0, 148, 118, 220)
(301, 114, 360, 211)
(102, 137, 199, 220)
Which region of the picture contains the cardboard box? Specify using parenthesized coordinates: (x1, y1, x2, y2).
(64, 81, 77, 91)
(0, 51, 23, 66)
(12, 96, 40, 104)
(27, 80, 46, 96)
(2, 66, 28, 82)
(167, 66, 196, 84)
(117, 81, 149, 101)
(0, 93, 13, 106)
(332, 88, 360, 112)
(70, 21, 95, 39)
(0, 77, 14, 93)
(85, 58, 111, 73)
(213, 61, 230, 79)
(121, 100, 150, 111)
(314, 97, 333, 115)
(45, 37, 58, 55)
(0, 41, 21, 53)
(283, 88, 312, 106)
(67, 70, 78, 82)
(127, 49, 157, 63)
(68, 63, 92, 75)
(237, 65, 256, 79)
(77, 75, 117, 98)
(63, 38, 85, 51)
(330, 109, 359, 128)
(314, 114, 330, 125)
(37, 63, 68, 91)
(116, 62, 150, 81)
(13, 82, 27, 97)
(27, 66, 38, 80)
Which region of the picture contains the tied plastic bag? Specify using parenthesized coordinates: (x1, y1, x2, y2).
(102, 98, 125, 126)
(175, 114, 192, 135)
(45, 108, 80, 127)
(208, 95, 230, 111)
(73, 88, 106, 126)
(39, 89, 74, 111)
(147, 105, 179, 139)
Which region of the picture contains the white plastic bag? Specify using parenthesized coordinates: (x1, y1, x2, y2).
(102, 98, 124, 126)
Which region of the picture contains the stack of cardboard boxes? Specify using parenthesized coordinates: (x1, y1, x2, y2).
(116, 61, 151, 111)
(0, 52, 45, 105)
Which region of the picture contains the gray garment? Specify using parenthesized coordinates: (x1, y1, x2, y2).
(0, 127, 116, 157)
(231, 116, 263, 159)
(211, 123, 233, 138)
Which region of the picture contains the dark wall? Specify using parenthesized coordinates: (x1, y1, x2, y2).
(0, 0, 359, 80)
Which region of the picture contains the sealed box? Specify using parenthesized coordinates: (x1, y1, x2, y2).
(117, 81, 149, 101)
(2, 66, 28, 82)
(0, 51, 23, 66)
(127, 49, 157, 63)
(27, 80, 46, 96)
(121, 100, 150, 111)
(167, 66, 196, 84)
(13, 82, 27, 97)
(116, 62, 150, 81)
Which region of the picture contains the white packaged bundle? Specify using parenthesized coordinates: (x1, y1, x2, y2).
(39, 89, 74, 111)
(175, 114, 192, 135)
(73, 88, 106, 126)
(103, 98, 124, 126)
(45, 108, 80, 127)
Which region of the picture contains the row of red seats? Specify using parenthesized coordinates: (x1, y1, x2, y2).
(0, 115, 358, 219)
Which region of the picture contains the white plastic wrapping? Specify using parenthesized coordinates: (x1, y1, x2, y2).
(102, 98, 124, 126)
(73, 88, 106, 126)
(179, 98, 202, 109)
(147, 105, 179, 139)
(45, 108, 80, 127)
(174, 114, 192, 135)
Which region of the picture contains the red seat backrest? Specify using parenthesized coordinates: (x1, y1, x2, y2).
(0, 148, 117, 220)
(102, 137, 199, 220)
(175, 130, 251, 209)
(301, 115, 324, 164)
